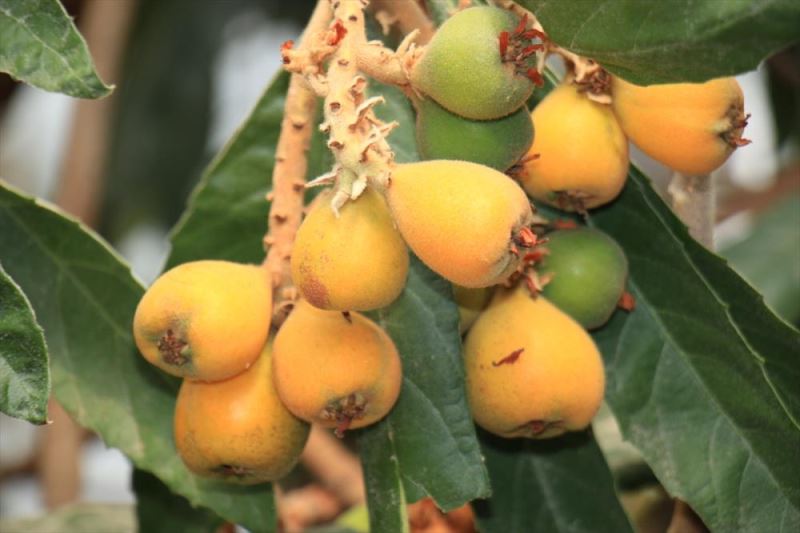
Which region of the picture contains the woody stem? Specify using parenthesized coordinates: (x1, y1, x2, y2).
(263, 0, 333, 326)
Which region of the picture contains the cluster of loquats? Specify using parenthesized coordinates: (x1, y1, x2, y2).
(403, 5, 748, 440)
(133, 261, 310, 484)
(131, 1, 751, 485)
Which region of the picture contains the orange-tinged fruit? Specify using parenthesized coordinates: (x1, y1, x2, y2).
(133, 260, 271, 381)
(272, 301, 402, 434)
(612, 76, 748, 175)
(453, 284, 493, 334)
(174, 342, 310, 484)
(386, 160, 534, 288)
(291, 187, 408, 311)
(463, 286, 605, 439)
(519, 83, 629, 211)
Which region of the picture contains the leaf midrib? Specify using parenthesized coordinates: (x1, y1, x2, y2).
(0, 2, 97, 93)
(624, 173, 800, 433)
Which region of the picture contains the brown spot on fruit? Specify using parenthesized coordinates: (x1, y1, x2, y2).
(492, 348, 524, 367)
(300, 272, 331, 309)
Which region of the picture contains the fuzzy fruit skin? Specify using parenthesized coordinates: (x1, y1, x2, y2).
(412, 6, 534, 120)
(387, 160, 534, 288)
(538, 228, 628, 329)
(416, 98, 534, 171)
(174, 342, 310, 484)
(463, 287, 605, 439)
(133, 260, 271, 381)
(272, 301, 402, 431)
(291, 188, 408, 311)
(453, 284, 493, 334)
(519, 83, 629, 210)
(612, 77, 746, 176)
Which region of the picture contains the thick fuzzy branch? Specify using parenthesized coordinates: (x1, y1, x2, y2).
(283, 1, 424, 108)
(370, 0, 435, 43)
(283, 0, 405, 212)
(264, 1, 333, 324)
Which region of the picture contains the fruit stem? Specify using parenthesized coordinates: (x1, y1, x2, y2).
(282, 0, 427, 211)
(264, 0, 333, 326)
(667, 172, 715, 249)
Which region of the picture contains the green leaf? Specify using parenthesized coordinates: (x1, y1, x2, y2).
(0, 263, 50, 424)
(589, 168, 800, 531)
(133, 469, 223, 533)
(474, 430, 632, 532)
(520, 0, 800, 84)
(720, 194, 800, 323)
(359, 423, 409, 533)
(0, 182, 277, 533)
(362, 257, 491, 510)
(0, 0, 111, 98)
(165, 71, 289, 268)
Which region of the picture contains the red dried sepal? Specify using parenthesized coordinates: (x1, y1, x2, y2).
(327, 20, 348, 46)
(280, 40, 294, 64)
(498, 31, 510, 58)
(526, 68, 544, 87)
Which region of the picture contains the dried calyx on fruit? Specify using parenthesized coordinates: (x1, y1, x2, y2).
(411, 6, 544, 120)
(517, 82, 629, 212)
(133, 260, 272, 381)
(611, 76, 749, 176)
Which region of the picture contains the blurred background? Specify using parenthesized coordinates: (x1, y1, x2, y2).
(0, 0, 798, 531)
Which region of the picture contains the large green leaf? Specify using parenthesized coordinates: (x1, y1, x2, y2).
(0, 0, 111, 98)
(589, 168, 800, 532)
(362, 256, 491, 510)
(474, 431, 632, 532)
(0, 182, 276, 533)
(520, 0, 800, 84)
(133, 469, 222, 533)
(165, 71, 289, 268)
(721, 194, 800, 324)
(0, 263, 49, 424)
